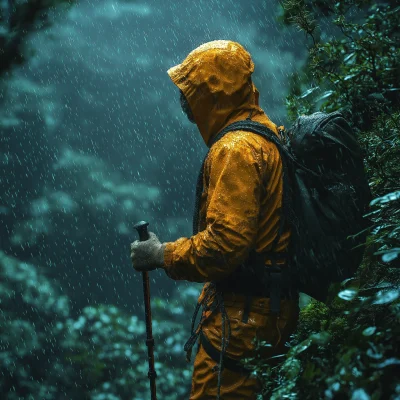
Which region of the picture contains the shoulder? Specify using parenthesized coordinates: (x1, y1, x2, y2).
(209, 129, 280, 160)
(205, 130, 282, 179)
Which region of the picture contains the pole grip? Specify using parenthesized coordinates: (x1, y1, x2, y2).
(134, 221, 150, 242)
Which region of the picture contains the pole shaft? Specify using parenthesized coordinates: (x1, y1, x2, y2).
(134, 221, 157, 400)
(142, 270, 157, 400)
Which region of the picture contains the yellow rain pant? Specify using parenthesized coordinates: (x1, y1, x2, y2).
(189, 293, 299, 399)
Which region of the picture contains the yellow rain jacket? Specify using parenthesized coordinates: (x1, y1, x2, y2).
(164, 40, 299, 399)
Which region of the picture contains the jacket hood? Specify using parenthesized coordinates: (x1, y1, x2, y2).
(167, 40, 269, 147)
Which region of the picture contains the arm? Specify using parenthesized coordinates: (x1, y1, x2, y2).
(162, 137, 263, 282)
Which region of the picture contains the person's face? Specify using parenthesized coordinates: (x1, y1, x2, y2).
(179, 90, 196, 124)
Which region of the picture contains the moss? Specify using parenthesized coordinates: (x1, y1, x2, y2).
(295, 300, 329, 341)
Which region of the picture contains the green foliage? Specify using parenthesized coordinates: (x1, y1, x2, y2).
(283, 1, 400, 130)
(358, 111, 400, 267)
(0, 250, 197, 399)
(358, 112, 400, 197)
(0, 251, 71, 399)
(249, 1, 400, 399)
(251, 282, 400, 400)
(368, 189, 400, 266)
(295, 299, 329, 340)
(61, 298, 194, 399)
(0, 0, 76, 76)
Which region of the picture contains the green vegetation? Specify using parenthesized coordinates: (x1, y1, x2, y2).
(248, 1, 400, 398)
(0, 0, 75, 75)
(0, 251, 195, 398)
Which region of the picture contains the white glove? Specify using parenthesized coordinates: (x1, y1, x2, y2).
(130, 231, 166, 272)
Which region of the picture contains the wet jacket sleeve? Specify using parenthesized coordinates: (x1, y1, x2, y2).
(162, 139, 263, 282)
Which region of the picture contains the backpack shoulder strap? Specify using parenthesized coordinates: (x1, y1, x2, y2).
(209, 120, 281, 149)
(213, 120, 319, 177)
(209, 119, 290, 246)
(193, 119, 281, 234)
(205, 118, 297, 313)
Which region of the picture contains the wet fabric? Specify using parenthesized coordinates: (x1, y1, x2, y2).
(189, 294, 299, 399)
(164, 40, 297, 399)
(164, 40, 290, 283)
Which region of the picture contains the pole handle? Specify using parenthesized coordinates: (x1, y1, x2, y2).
(134, 221, 150, 242)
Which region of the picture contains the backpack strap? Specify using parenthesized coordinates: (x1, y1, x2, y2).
(193, 118, 298, 314)
(210, 119, 291, 314)
(199, 330, 252, 374)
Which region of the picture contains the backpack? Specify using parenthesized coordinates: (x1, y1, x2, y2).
(192, 111, 371, 302)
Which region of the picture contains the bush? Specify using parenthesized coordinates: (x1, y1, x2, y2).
(249, 1, 400, 398)
(0, 250, 198, 399)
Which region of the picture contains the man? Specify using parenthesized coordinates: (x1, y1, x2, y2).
(130, 40, 299, 399)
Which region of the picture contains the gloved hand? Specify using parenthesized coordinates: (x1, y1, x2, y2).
(130, 231, 166, 272)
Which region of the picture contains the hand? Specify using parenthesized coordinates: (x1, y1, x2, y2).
(130, 231, 166, 272)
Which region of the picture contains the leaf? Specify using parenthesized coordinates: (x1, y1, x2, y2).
(282, 358, 302, 380)
(360, 281, 395, 292)
(372, 289, 399, 305)
(338, 289, 357, 301)
(374, 358, 400, 368)
(290, 338, 312, 355)
(341, 277, 357, 286)
(300, 86, 319, 98)
(362, 326, 376, 336)
(366, 348, 383, 360)
(344, 74, 357, 81)
(344, 52, 355, 63)
(368, 93, 385, 101)
(381, 249, 400, 263)
(316, 90, 334, 102)
(351, 388, 370, 400)
(370, 191, 400, 206)
(309, 331, 330, 345)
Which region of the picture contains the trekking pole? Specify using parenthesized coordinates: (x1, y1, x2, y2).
(133, 221, 157, 400)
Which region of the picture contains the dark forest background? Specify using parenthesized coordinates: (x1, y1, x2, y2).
(1, 0, 399, 399)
